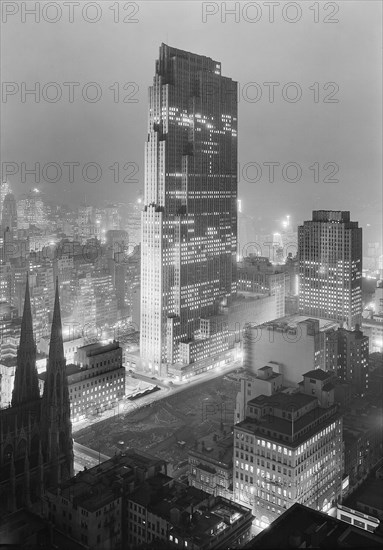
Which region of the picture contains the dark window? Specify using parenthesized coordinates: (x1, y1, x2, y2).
(340, 514, 351, 523)
(354, 520, 365, 529)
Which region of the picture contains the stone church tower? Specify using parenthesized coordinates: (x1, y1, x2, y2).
(41, 278, 74, 486)
(0, 275, 73, 513)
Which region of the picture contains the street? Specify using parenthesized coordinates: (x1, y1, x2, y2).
(72, 360, 243, 435)
(73, 441, 111, 474)
(74, 363, 243, 470)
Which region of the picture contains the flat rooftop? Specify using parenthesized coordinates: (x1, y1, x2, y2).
(48, 450, 165, 512)
(129, 475, 250, 543)
(303, 369, 332, 381)
(189, 433, 233, 467)
(172, 502, 246, 540)
(248, 391, 316, 410)
(38, 363, 83, 381)
(250, 314, 339, 332)
(346, 477, 383, 512)
(246, 503, 383, 549)
(129, 476, 206, 512)
(0, 509, 86, 550)
(237, 397, 339, 446)
(78, 341, 120, 356)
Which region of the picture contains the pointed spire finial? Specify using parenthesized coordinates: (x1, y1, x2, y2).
(49, 277, 64, 361)
(42, 277, 74, 479)
(19, 272, 34, 347)
(12, 273, 40, 406)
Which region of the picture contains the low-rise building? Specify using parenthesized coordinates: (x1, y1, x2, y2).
(0, 509, 87, 550)
(225, 292, 282, 340)
(337, 467, 383, 534)
(0, 358, 16, 408)
(362, 314, 383, 353)
(352, 474, 383, 521)
(246, 502, 383, 549)
(342, 402, 382, 490)
(368, 353, 383, 398)
(237, 256, 287, 319)
(244, 316, 339, 386)
(1, 351, 48, 406)
(336, 503, 380, 533)
(38, 335, 86, 364)
(179, 316, 232, 366)
(43, 450, 167, 550)
(126, 474, 253, 549)
(188, 433, 233, 500)
(39, 341, 125, 422)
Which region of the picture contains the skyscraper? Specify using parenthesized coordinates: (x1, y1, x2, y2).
(233, 370, 343, 527)
(1, 193, 17, 235)
(17, 189, 46, 229)
(337, 326, 369, 394)
(0, 180, 11, 220)
(298, 211, 362, 329)
(140, 44, 238, 375)
(1, 193, 18, 262)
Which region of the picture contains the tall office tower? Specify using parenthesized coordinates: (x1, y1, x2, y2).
(17, 189, 46, 229)
(140, 44, 238, 375)
(233, 370, 343, 528)
(1, 194, 18, 262)
(0, 180, 11, 220)
(126, 193, 143, 246)
(105, 204, 121, 232)
(374, 280, 383, 314)
(298, 211, 362, 329)
(0, 263, 12, 302)
(77, 204, 95, 240)
(337, 326, 369, 394)
(1, 193, 17, 235)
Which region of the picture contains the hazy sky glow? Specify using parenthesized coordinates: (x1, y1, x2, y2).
(1, 1, 382, 243)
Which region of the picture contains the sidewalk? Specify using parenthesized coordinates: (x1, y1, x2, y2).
(72, 360, 243, 434)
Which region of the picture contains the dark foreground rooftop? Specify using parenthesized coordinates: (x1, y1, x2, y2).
(245, 503, 383, 548)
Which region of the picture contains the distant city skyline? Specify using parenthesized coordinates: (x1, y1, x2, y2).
(1, 1, 381, 245)
(0, 5, 383, 544)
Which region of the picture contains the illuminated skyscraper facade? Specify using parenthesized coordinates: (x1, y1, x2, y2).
(141, 44, 238, 374)
(233, 371, 343, 528)
(1, 193, 17, 236)
(0, 181, 11, 221)
(18, 190, 46, 229)
(298, 211, 362, 329)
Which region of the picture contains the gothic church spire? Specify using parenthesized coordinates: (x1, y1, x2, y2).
(12, 273, 40, 406)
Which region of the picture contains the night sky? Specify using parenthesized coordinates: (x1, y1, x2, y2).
(2, 1, 381, 243)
